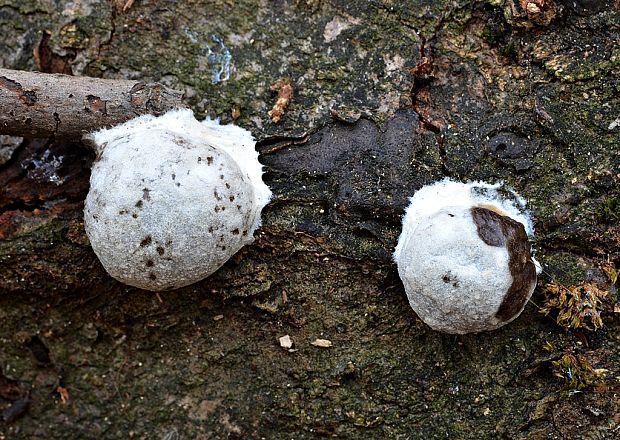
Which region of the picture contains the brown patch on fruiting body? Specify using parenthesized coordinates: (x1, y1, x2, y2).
(268, 79, 293, 123)
(475, 203, 509, 217)
(471, 207, 537, 322)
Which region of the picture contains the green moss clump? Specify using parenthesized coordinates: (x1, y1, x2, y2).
(499, 41, 518, 61)
(599, 197, 620, 222)
(551, 353, 600, 390)
(540, 281, 607, 331)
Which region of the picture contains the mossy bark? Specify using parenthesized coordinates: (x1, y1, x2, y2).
(1, 1, 619, 438)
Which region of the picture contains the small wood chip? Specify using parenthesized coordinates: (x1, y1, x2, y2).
(279, 335, 293, 349)
(114, 0, 135, 12)
(56, 386, 69, 404)
(268, 79, 293, 123)
(311, 338, 332, 348)
(213, 315, 224, 321)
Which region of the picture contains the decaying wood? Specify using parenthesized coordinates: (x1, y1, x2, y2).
(0, 68, 185, 140)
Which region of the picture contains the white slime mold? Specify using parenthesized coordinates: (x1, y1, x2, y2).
(394, 179, 538, 334)
(84, 109, 271, 291)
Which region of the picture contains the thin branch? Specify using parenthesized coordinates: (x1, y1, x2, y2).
(0, 68, 186, 140)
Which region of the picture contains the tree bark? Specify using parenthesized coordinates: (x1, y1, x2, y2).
(0, 68, 185, 139)
(0, 1, 618, 439)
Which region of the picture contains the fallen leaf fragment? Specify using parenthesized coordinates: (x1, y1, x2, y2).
(279, 335, 293, 349)
(311, 338, 332, 348)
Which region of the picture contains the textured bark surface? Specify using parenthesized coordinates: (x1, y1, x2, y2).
(1, 1, 619, 439)
(0, 68, 185, 139)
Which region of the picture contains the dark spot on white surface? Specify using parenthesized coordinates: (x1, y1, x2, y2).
(442, 272, 459, 288)
(140, 235, 152, 247)
(156, 246, 165, 256)
(142, 188, 151, 201)
(135, 200, 143, 208)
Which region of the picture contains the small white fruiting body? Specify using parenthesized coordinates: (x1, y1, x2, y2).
(84, 109, 271, 291)
(394, 179, 538, 334)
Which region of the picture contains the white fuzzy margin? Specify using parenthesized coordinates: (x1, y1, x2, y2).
(395, 178, 538, 269)
(86, 108, 271, 219)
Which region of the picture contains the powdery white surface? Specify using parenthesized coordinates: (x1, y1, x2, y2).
(84, 109, 271, 291)
(394, 179, 535, 334)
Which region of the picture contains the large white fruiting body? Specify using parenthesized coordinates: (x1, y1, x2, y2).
(394, 179, 536, 334)
(84, 109, 271, 291)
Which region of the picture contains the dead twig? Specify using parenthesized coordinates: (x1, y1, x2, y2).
(0, 68, 185, 139)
